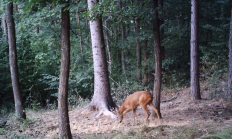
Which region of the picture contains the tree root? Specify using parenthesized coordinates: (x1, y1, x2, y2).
(96, 108, 117, 119)
(71, 105, 117, 120)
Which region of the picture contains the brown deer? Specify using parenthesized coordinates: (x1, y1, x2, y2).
(118, 91, 161, 125)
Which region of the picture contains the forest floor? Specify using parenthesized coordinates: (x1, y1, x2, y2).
(1, 83, 232, 139)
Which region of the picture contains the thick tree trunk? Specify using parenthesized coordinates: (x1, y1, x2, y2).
(88, 0, 117, 119)
(152, 0, 162, 117)
(226, 7, 232, 101)
(58, 5, 72, 139)
(190, 0, 201, 100)
(6, 2, 26, 119)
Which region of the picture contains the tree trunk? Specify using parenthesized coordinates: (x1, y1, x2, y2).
(190, 0, 201, 100)
(104, 20, 112, 74)
(152, 0, 162, 117)
(226, 7, 232, 101)
(2, 18, 8, 42)
(58, 4, 72, 139)
(119, 0, 127, 77)
(77, 10, 83, 61)
(2, 0, 8, 42)
(6, 2, 26, 119)
(88, 0, 117, 119)
(135, 0, 142, 83)
(144, 40, 148, 86)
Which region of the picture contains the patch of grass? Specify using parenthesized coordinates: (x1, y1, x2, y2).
(203, 127, 232, 139)
(0, 128, 6, 135)
(86, 125, 206, 139)
(20, 118, 36, 131)
(9, 133, 30, 139)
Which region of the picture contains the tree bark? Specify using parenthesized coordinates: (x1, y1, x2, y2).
(58, 4, 72, 139)
(152, 0, 162, 117)
(190, 0, 201, 100)
(226, 7, 232, 101)
(6, 2, 26, 119)
(88, 0, 117, 118)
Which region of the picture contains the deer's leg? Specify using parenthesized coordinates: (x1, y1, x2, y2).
(149, 103, 161, 119)
(132, 108, 137, 126)
(120, 109, 131, 123)
(141, 105, 151, 125)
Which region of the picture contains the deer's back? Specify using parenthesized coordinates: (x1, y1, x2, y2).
(124, 91, 152, 107)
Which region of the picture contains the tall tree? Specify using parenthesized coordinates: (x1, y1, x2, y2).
(119, 0, 127, 77)
(190, 0, 201, 100)
(58, 2, 72, 139)
(227, 6, 232, 101)
(135, 0, 142, 83)
(88, 0, 117, 118)
(6, 2, 26, 119)
(152, 0, 162, 117)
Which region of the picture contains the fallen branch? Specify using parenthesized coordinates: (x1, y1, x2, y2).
(161, 92, 179, 103)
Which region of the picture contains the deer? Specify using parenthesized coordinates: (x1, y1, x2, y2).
(117, 91, 161, 125)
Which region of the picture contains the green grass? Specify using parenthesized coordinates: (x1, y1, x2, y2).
(203, 127, 232, 139)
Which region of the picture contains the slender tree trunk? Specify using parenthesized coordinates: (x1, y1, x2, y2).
(159, 0, 164, 60)
(152, 0, 162, 117)
(226, 7, 232, 101)
(88, 0, 117, 118)
(190, 0, 201, 100)
(104, 20, 112, 74)
(77, 10, 83, 61)
(2, 18, 8, 42)
(119, 0, 127, 76)
(144, 40, 148, 86)
(1, 0, 8, 42)
(58, 4, 72, 139)
(6, 2, 26, 119)
(135, 0, 142, 83)
(85, 8, 90, 43)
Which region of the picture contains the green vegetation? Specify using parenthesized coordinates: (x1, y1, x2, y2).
(0, 0, 232, 138)
(0, 0, 230, 110)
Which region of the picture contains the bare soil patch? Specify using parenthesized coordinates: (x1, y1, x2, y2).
(1, 87, 232, 138)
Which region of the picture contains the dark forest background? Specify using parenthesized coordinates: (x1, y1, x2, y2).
(0, 0, 231, 112)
